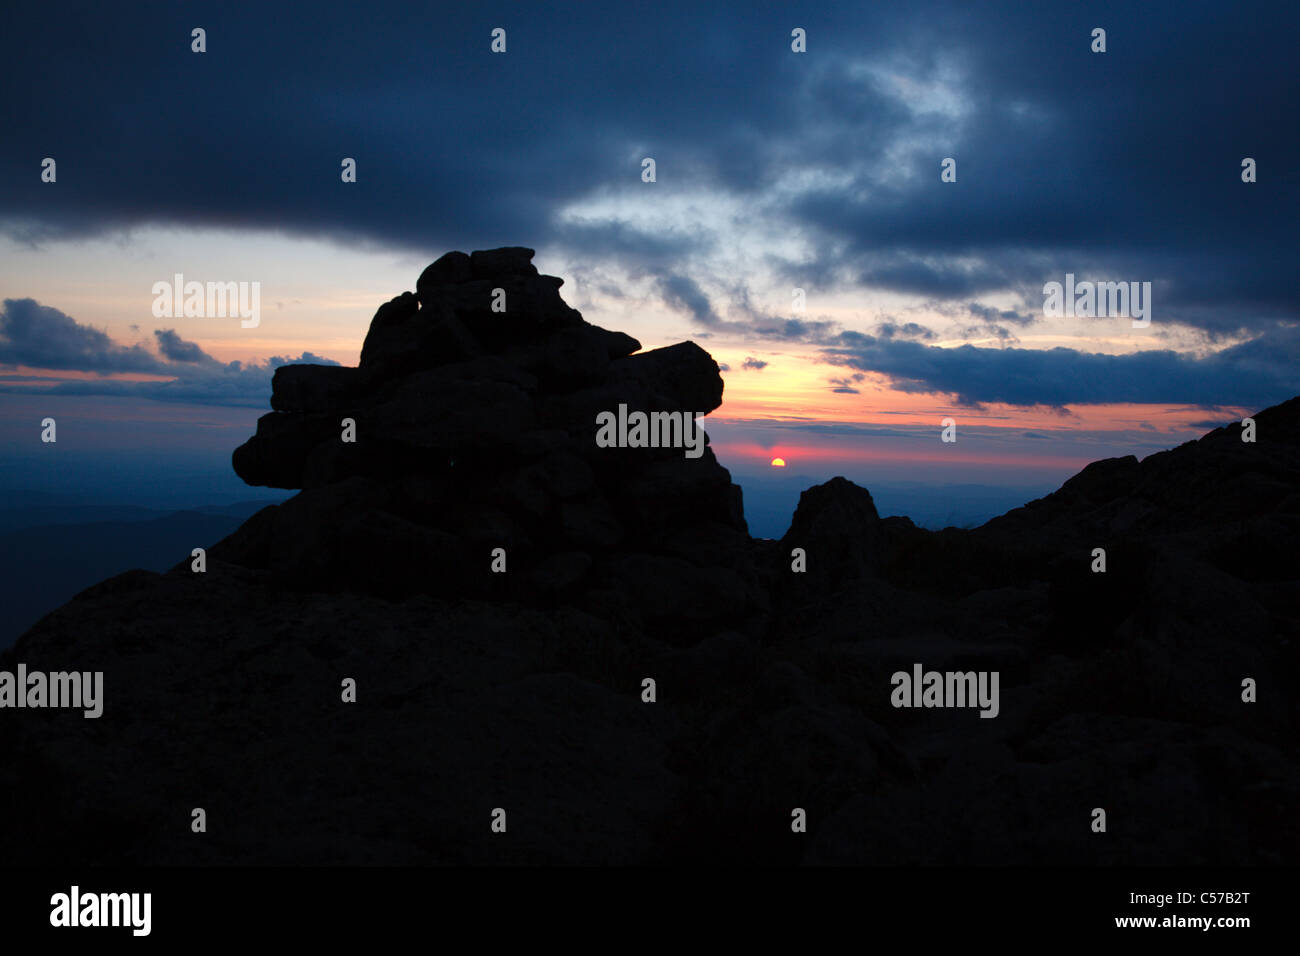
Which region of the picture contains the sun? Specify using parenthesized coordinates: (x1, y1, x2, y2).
(771, 457, 786, 467)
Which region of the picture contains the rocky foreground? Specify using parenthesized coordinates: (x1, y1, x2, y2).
(1, 249, 1296, 865)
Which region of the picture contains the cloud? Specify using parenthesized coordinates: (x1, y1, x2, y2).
(276, 351, 338, 367)
(951, 323, 1020, 346)
(657, 274, 721, 326)
(0, 3, 1290, 329)
(964, 303, 1035, 328)
(828, 374, 865, 394)
(0, 299, 336, 407)
(154, 329, 212, 363)
(0, 298, 165, 373)
(820, 322, 1300, 409)
(749, 316, 841, 343)
(1, 0, 1296, 400)
(741, 356, 768, 371)
(875, 321, 937, 341)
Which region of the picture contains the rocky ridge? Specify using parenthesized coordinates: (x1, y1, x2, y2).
(220, 247, 759, 641)
(0, 249, 1295, 865)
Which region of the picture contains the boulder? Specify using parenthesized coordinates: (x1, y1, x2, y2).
(221, 247, 753, 620)
(781, 476, 884, 584)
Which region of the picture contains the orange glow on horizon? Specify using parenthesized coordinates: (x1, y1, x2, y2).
(710, 351, 1249, 436)
(713, 439, 1093, 472)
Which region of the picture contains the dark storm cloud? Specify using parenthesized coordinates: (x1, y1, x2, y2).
(1, 1, 1295, 407)
(1, 2, 840, 259)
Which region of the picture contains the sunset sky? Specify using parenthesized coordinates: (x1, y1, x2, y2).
(2, 1, 1295, 532)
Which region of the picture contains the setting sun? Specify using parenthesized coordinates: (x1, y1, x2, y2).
(771, 457, 786, 467)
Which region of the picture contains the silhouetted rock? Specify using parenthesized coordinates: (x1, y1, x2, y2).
(469, 246, 538, 278)
(782, 476, 883, 583)
(271, 364, 368, 413)
(227, 248, 756, 634)
(417, 250, 473, 290)
(2, 248, 1296, 868)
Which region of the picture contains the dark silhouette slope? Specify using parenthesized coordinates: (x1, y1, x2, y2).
(1, 250, 1295, 865)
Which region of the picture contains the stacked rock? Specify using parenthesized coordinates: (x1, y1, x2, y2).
(219, 248, 761, 638)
